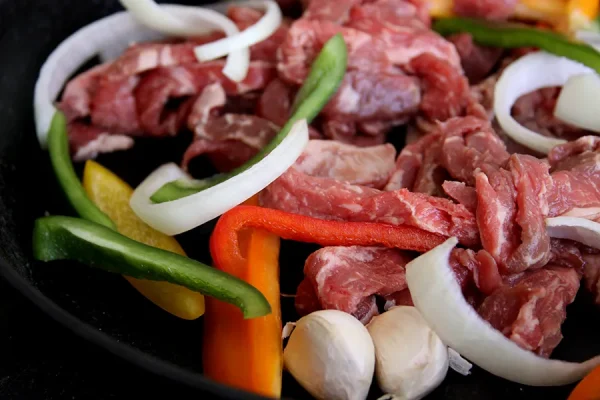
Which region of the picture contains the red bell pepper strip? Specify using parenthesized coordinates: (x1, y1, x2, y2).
(203, 198, 283, 397)
(210, 205, 447, 271)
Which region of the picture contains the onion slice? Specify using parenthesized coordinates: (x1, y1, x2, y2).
(554, 73, 600, 133)
(194, 0, 282, 62)
(34, 3, 235, 148)
(130, 119, 309, 236)
(494, 51, 592, 154)
(546, 216, 600, 247)
(405, 237, 600, 386)
(119, 0, 249, 82)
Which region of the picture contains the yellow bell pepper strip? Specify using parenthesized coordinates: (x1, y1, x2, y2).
(203, 197, 284, 398)
(150, 33, 348, 203)
(433, 17, 600, 74)
(32, 216, 271, 319)
(569, 364, 600, 400)
(567, 0, 600, 31)
(47, 111, 115, 230)
(83, 160, 205, 320)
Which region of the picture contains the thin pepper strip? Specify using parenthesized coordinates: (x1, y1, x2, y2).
(210, 205, 447, 271)
(47, 111, 115, 229)
(150, 33, 348, 203)
(32, 216, 271, 319)
(204, 198, 283, 397)
(568, 364, 600, 400)
(433, 17, 600, 74)
(83, 160, 205, 320)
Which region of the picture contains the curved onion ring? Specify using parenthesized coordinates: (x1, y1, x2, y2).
(194, 0, 282, 63)
(406, 237, 600, 386)
(494, 51, 592, 154)
(34, 3, 231, 148)
(129, 119, 309, 236)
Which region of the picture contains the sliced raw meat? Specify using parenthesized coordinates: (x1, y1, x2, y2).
(321, 69, 421, 122)
(385, 130, 441, 191)
(440, 116, 509, 185)
(134, 61, 275, 137)
(277, 19, 391, 85)
(449, 33, 503, 84)
(134, 67, 197, 136)
(68, 122, 134, 161)
(303, 246, 412, 323)
(443, 181, 477, 212)
(478, 266, 579, 357)
(548, 136, 600, 218)
(260, 167, 480, 245)
(183, 114, 278, 172)
(321, 119, 388, 147)
(90, 75, 141, 134)
(59, 63, 111, 121)
(349, 0, 429, 30)
(475, 155, 553, 274)
(452, 247, 502, 295)
(549, 239, 586, 271)
(187, 83, 227, 129)
(294, 140, 396, 188)
(295, 277, 322, 316)
(347, 17, 461, 69)
(106, 42, 198, 78)
(257, 78, 294, 126)
(453, 0, 518, 20)
(303, 0, 361, 23)
(583, 253, 600, 304)
(408, 53, 471, 122)
(228, 6, 290, 63)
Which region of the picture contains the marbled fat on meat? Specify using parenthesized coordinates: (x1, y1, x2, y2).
(261, 167, 480, 245)
(294, 140, 397, 188)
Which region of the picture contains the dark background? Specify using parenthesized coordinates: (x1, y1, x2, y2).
(0, 277, 205, 400)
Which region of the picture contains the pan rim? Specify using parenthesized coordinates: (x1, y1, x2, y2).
(0, 256, 272, 400)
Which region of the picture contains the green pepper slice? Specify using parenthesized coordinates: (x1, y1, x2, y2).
(33, 216, 271, 319)
(47, 112, 116, 230)
(433, 17, 600, 74)
(150, 33, 348, 203)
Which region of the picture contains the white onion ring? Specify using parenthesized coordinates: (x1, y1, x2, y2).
(129, 119, 310, 236)
(494, 51, 593, 154)
(406, 237, 600, 386)
(194, 0, 281, 63)
(546, 216, 600, 247)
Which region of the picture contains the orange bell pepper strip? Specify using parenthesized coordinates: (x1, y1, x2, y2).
(203, 197, 283, 398)
(210, 205, 446, 271)
(569, 365, 600, 400)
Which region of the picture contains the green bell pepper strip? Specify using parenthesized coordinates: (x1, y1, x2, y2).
(33, 216, 271, 319)
(47, 112, 116, 230)
(150, 33, 348, 203)
(433, 17, 600, 75)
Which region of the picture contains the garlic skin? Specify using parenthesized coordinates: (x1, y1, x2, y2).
(283, 310, 375, 400)
(367, 306, 448, 400)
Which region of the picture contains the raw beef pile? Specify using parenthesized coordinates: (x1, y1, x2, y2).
(58, 0, 599, 359)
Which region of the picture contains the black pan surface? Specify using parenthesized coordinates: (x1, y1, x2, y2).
(0, 0, 598, 399)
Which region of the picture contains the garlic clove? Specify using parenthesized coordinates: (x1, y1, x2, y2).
(367, 306, 448, 400)
(283, 310, 375, 400)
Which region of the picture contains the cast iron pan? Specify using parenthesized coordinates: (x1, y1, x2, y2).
(0, 0, 599, 398)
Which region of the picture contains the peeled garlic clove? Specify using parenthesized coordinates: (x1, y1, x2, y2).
(283, 310, 375, 400)
(367, 306, 448, 400)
